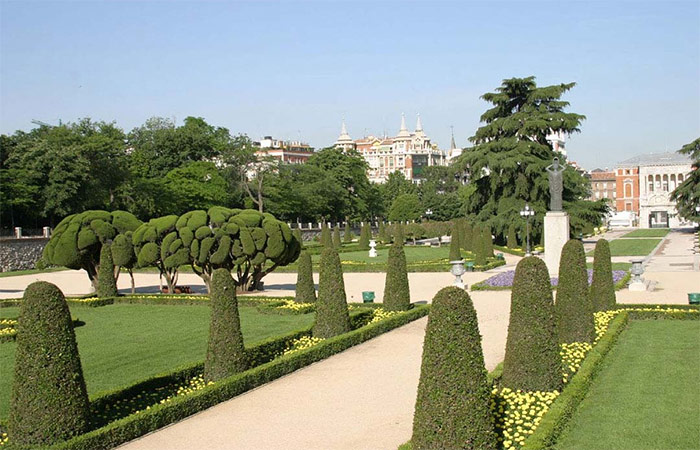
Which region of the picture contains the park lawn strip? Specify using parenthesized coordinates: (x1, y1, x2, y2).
(0, 304, 314, 421)
(587, 238, 661, 257)
(0, 267, 69, 278)
(553, 320, 700, 450)
(621, 228, 670, 238)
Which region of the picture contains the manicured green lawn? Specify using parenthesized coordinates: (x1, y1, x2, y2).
(621, 229, 670, 238)
(587, 238, 662, 257)
(555, 320, 700, 450)
(0, 267, 68, 278)
(0, 304, 314, 420)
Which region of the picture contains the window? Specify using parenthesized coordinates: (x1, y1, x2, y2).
(625, 183, 632, 197)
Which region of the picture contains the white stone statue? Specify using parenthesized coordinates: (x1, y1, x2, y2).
(369, 240, 377, 258)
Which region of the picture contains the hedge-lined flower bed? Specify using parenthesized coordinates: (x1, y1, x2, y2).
(472, 269, 629, 291)
(0, 304, 429, 449)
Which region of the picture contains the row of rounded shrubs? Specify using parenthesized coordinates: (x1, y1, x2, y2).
(409, 238, 618, 449)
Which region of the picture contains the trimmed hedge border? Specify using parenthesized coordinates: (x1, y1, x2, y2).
(46, 305, 429, 450)
(522, 308, 699, 449)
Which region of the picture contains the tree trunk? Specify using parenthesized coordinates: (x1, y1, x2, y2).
(129, 269, 135, 294)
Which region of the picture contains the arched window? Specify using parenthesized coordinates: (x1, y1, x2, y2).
(648, 175, 654, 193)
(670, 174, 676, 191)
(625, 183, 632, 198)
(662, 174, 669, 192)
(655, 174, 661, 189)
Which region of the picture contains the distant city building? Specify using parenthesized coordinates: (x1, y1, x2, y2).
(254, 136, 314, 164)
(547, 130, 567, 156)
(616, 152, 693, 228)
(588, 169, 617, 209)
(333, 114, 447, 183)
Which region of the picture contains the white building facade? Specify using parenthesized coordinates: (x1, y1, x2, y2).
(334, 114, 447, 183)
(635, 152, 693, 228)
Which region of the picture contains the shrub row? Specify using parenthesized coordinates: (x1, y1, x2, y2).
(49, 305, 429, 450)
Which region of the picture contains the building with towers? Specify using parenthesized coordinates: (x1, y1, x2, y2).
(333, 113, 447, 183)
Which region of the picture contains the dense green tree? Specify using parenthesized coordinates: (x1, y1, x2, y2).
(383, 243, 410, 311)
(502, 257, 562, 392)
(295, 251, 316, 303)
(132, 215, 184, 293)
(388, 193, 422, 222)
(405, 223, 425, 244)
(556, 239, 595, 344)
(204, 269, 248, 381)
(9, 282, 90, 446)
(313, 247, 351, 338)
(417, 166, 464, 221)
(456, 77, 607, 239)
(379, 171, 417, 212)
(112, 231, 137, 294)
(43, 210, 142, 290)
(161, 161, 231, 215)
(412, 287, 497, 449)
(589, 239, 616, 312)
(507, 224, 518, 249)
(670, 138, 700, 220)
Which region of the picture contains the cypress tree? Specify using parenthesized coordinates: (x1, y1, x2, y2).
(320, 222, 332, 247)
(412, 287, 497, 450)
(589, 239, 616, 312)
(357, 224, 371, 250)
(9, 282, 90, 446)
(556, 239, 595, 344)
(313, 247, 351, 338)
(97, 242, 118, 298)
(449, 229, 461, 261)
(343, 222, 353, 243)
(204, 269, 247, 381)
(295, 251, 316, 303)
(383, 243, 411, 311)
(502, 257, 562, 392)
(507, 224, 518, 249)
(333, 226, 342, 249)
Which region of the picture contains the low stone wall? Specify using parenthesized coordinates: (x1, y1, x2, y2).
(0, 237, 48, 272)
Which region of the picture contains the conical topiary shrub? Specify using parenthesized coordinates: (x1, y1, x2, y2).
(293, 228, 304, 249)
(394, 223, 405, 245)
(483, 226, 494, 257)
(343, 222, 353, 243)
(502, 257, 562, 392)
(320, 222, 332, 247)
(204, 269, 248, 381)
(589, 239, 616, 312)
(474, 226, 488, 266)
(507, 224, 518, 249)
(464, 221, 474, 252)
(295, 251, 316, 303)
(313, 247, 351, 338)
(97, 242, 118, 298)
(333, 226, 342, 249)
(9, 281, 90, 446)
(556, 239, 595, 344)
(412, 287, 497, 450)
(357, 223, 371, 250)
(378, 222, 389, 243)
(383, 243, 410, 311)
(449, 229, 461, 261)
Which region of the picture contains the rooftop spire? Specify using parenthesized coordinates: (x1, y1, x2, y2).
(416, 113, 423, 132)
(450, 125, 456, 150)
(397, 113, 410, 137)
(334, 118, 354, 147)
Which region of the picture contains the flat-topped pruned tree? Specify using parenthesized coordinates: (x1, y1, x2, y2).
(42, 210, 142, 291)
(556, 239, 595, 344)
(502, 257, 562, 392)
(412, 287, 497, 449)
(9, 282, 90, 446)
(589, 238, 616, 311)
(112, 231, 137, 294)
(204, 269, 248, 381)
(313, 247, 351, 338)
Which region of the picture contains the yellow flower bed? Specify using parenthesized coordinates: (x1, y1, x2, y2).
(0, 328, 17, 338)
(277, 300, 315, 314)
(369, 308, 399, 325)
(492, 387, 560, 449)
(0, 432, 7, 446)
(560, 342, 592, 384)
(282, 336, 325, 356)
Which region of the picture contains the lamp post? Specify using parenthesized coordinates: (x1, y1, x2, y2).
(520, 203, 535, 256)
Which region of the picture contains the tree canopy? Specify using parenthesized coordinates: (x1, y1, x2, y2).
(670, 137, 700, 220)
(455, 76, 608, 240)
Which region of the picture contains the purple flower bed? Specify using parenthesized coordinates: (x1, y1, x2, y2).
(479, 269, 627, 288)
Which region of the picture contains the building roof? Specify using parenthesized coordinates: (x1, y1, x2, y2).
(590, 171, 615, 180)
(617, 152, 692, 168)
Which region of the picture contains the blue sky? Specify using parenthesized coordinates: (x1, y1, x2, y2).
(1, 0, 698, 169)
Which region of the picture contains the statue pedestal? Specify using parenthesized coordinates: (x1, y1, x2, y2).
(544, 211, 569, 276)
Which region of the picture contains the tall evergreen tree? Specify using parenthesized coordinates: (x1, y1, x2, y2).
(456, 77, 607, 239)
(670, 138, 700, 220)
(507, 224, 518, 249)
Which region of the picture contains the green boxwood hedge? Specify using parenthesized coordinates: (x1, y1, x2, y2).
(47, 305, 429, 450)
